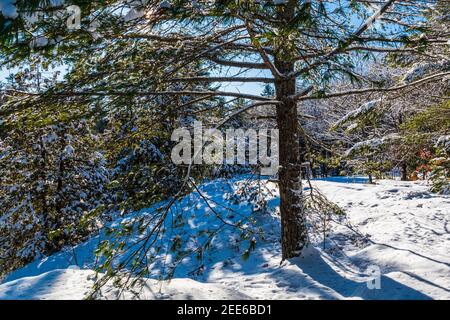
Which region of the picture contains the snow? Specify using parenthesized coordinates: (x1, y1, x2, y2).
(1, 177, 449, 300)
(29, 36, 50, 49)
(436, 135, 450, 151)
(42, 132, 58, 144)
(402, 61, 450, 84)
(333, 99, 381, 129)
(0, 0, 18, 19)
(345, 134, 400, 156)
(63, 145, 75, 157)
(123, 8, 145, 22)
(159, 1, 171, 10)
(0, 269, 249, 300)
(0, 0, 66, 20)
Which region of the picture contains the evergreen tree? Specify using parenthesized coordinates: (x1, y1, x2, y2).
(1, 0, 449, 264)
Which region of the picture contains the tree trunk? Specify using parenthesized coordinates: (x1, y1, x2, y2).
(270, 1, 308, 260)
(401, 163, 408, 181)
(274, 59, 308, 260)
(311, 159, 317, 179)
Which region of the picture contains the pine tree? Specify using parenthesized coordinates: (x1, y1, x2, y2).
(2, 0, 449, 261)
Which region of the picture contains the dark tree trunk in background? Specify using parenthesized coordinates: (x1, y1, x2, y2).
(401, 163, 408, 181)
(274, 59, 308, 260)
(311, 159, 317, 178)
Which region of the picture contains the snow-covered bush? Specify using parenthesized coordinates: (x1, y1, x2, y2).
(0, 121, 110, 277)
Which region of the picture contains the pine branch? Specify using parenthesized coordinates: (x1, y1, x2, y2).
(298, 71, 450, 101)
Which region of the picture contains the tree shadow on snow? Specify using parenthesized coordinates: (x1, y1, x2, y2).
(288, 246, 433, 300)
(200, 244, 433, 300)
(313, 177, 369, 184)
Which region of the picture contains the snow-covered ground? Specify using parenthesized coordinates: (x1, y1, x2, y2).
(1, 177, 449, 300)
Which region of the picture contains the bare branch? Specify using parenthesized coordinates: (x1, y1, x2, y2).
(245, 21, 284, 79)
(163, 76, 275, 84)
(298, 71, 450, 101)
(4, 89, 274, 102)
(206, 56, 269, 70)
(289, 0, 398, 79)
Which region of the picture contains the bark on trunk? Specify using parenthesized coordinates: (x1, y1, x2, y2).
(401, 163, 408, 181)
(269, 1, 308, 260)
(274, 59, 308, 260)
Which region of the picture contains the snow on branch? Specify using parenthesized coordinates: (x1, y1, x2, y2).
(332, 99, 381, 129)
(403, 61, 450, 84)
(344, 134, 400, 157)
(435, 135, 450, 152)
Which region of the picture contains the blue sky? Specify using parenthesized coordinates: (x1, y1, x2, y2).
(0, 0, 409, 96)
(0, 61, 269, 95)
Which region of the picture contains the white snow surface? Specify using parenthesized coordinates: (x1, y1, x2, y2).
(1, 176, 449, 300)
